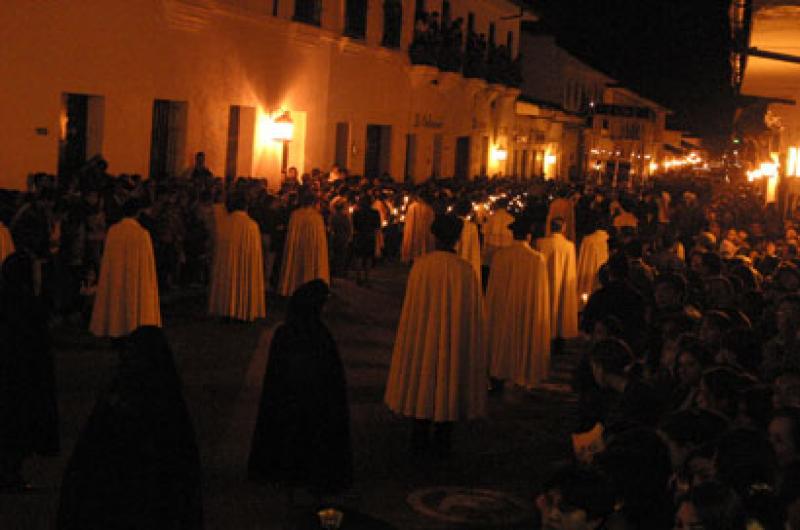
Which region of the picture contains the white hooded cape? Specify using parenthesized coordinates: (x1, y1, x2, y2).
(487, 241, 552, 388)
(456, 218, 482, 287)
(481, 209, 514, 267)
(401, 200, 435, 263)
(278, 206, 330, 296)
(208, 210, 266, 321)
(536, 233, 579, 339)
(0, 222, 14, 265)
(90, 218, 161, 337)
(576, 230, 609, 309)
(546, 198, 576, 241)
(385, 251, 486, 422)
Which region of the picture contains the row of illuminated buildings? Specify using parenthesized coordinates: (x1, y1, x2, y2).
(0, 0, 699, 190)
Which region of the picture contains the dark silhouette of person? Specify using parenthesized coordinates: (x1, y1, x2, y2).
(57, 326, 203, 530)
(0, 251, 59, 490)
(248, 279, 352, 500)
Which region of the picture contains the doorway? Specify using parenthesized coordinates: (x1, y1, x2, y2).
(480, 136, 489, 177)
(404, 134, 416, 182)
(58, 93, 105, 178)
(432, 134, 443, 178)
(365, 124, 392, 179)
(334, 122, 349, 168)
(225, 105, 255, 179)
(455, 136, 470, 179)
(149, 99, 188, 180)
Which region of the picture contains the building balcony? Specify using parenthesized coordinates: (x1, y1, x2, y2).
(408, 31, 521, 88)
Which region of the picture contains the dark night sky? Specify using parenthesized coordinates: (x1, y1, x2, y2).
(532, 0, 735, 147)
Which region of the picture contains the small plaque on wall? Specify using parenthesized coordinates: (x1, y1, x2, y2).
(35, 127, 48, 136)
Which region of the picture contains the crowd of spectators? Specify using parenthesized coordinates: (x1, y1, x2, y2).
(7, 153, 800, 528)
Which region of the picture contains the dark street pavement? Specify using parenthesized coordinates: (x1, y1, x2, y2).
(1, 262, 580, 529)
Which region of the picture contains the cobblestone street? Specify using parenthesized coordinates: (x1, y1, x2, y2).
(1, 263, 580, 529)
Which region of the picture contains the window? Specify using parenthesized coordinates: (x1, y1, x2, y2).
(506, 30, 513, 51)
(294, 0, 321, 26)
(467, 12, 475, 34)
(382, 0, 402, 48)
(272, 0, 278, 16)
(149, 100, 188, 180)
(225, 106, 256, 179)
(345, 0, 367, 38)
(442, 0, 451, 24)
(489, 22, 496, 46)
(415, 0, 425, 20)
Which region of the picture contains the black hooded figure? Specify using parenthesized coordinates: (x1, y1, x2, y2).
(248, 279, 353, 497)
(0, 252, 59, 489)
(57, 326, 203, 530)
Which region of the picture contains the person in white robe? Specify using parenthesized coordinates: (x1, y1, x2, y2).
(208, 193, 266, 321)
(0, 221, 14, 265)
(536, 217, 579, 349)
(453, 199, 482, 288)
(278, 194, 330, 296)
(576, 215, 609, 310)
(90, 200, 161, 338)
(487, 216, 551, 389)
(546, 194, 576, 241)
(400, 194, 435, 263)
(481, 198, 514, 268)
(385, 214, 484, 456)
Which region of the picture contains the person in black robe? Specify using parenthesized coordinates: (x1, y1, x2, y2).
(0, 252, 59, 490)
(351, 195, 381, 286)
(248, 279, 352, 499)
(57, 326, 203, 530)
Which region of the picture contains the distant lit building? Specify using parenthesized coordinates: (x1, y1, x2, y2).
(0, 0, 535, 189)
(518, 28, 672, 183)
(738, 0, 800, 166)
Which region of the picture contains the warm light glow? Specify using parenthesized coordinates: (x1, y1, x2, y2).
(789, 147, 800, 177)
(649, 162, 659, 173)
(491, 147, 508, 162)
(545, 154, 558, 166)
(268, 110, 294, 141)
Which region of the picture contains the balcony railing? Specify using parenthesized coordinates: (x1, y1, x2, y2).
(409, 13, 520, 87)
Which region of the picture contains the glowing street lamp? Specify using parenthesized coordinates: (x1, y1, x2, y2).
(269, 110, 294, 174)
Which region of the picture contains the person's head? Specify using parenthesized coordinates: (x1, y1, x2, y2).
(194, 151, 206, 168)
(299, 192, 317, 208)
(287, 167, 298, 180)
(589, 338, 633, 389)
(715, 428, 777, 497)
(777, 295, 800, 338)
(654, 273, 687, 310)
(698, 310, 732, 351)
(606, 252, 629, 283)
(674, 482, 746, 530)
(675, 335, 713, 388)
(454, 198, 472, 218)
(430, 214, 463, 251)
(537, 465, 615, 530)
(770, 408, 800, 468)
(287, 279, 330, 324)
(0, 252, 34, 295)
(590, 315, 625, 344)
(659, 409, 729, 471)
(508, 216, 532, 242)
(550, 216, 565, 235)
(775, 373, 800, 409)
(118, 326, 183, 402)
(121, 198, 143, 219)
(595, 428, 673, 528)
(717, 328, 761, 374)
(700, 252, 723, 277)
(697, 367, 748, 420)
